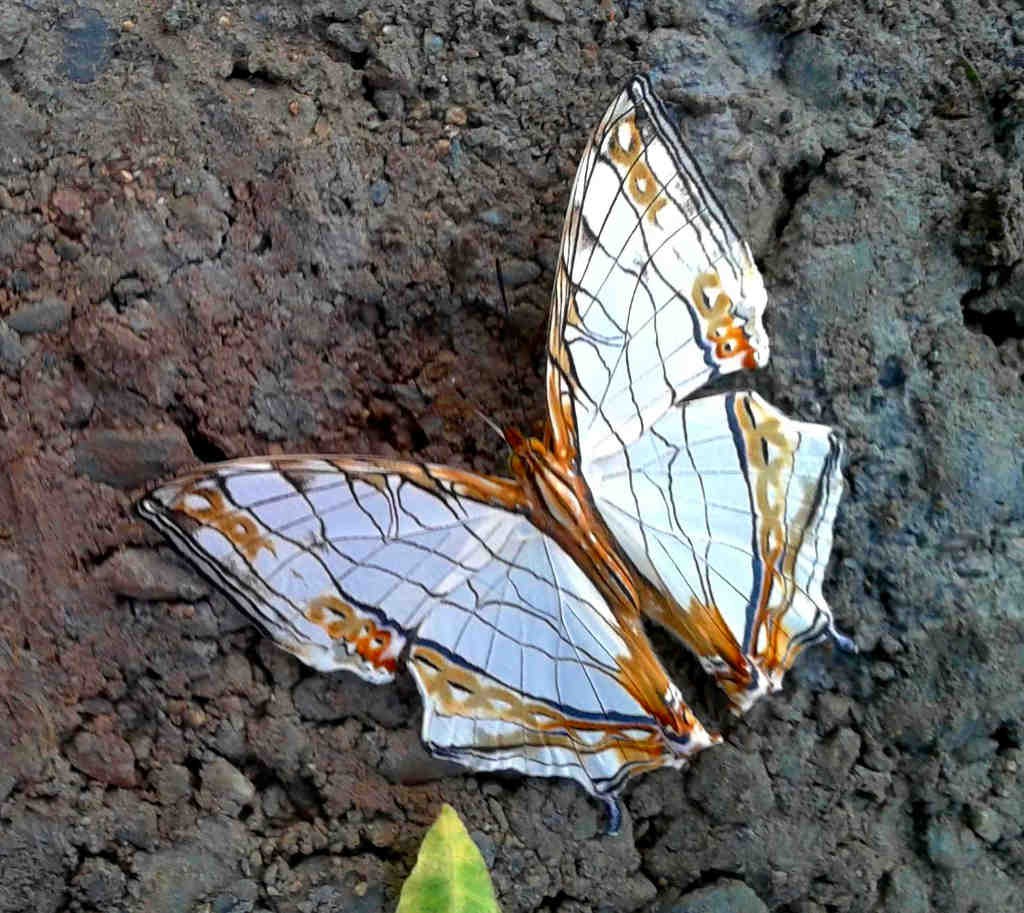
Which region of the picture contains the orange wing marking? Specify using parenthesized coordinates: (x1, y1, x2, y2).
(608, 114, 668, 225)
(411, 645, 677, 769)
(692, 273, 758, 369)
(427, 465, 528, 514)
(543, 221, 585, 466)
(732, 396, 801, 672)
(306, 595, 400, 673)
(176, 487, 277, 561)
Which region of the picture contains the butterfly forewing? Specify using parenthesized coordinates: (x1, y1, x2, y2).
(546, 75, 769, 467)
(138, 456, 713, 798)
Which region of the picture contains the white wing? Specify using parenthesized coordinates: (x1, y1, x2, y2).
(138, 456, 713, 799)
(546, 74, 769, 467)
(584, 392, 851, 711)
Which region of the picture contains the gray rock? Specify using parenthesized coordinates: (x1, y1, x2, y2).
(665, 878, 768, 913)
(55, 238, 84, 261)
(286, 857, 388, 913)
(73, 857, 127, 906)
(117, 210, 176, 286)
(0, 6, 29, 61)
(0, 549, 27, 609)
(688, 745, 774, 823)
(762, 0, 833, 35)
(208, 715, 250, 764)
(162, 0, 203, 34)
(167, 195, 229, 262)
(883, 866, 931, 913)
(326, 0, 367, 21)
(301, 880, 387, 913)
(106, 790, 160, 850)
(0, 814, 71, 913)
(325, 22, 367, 55)
(292, 672, 408, 728)
(257, 639, 303, 689)
(6, 297, 70, 334)
(815, 692, 853, 732)
(96, 547, 208, 601)
(782, 33, 846, 110)
(247, 715, 310, 780)
(62, 7, 112, 84)
(814, 727, 862, 783)
(63, 380, 95, 428)
(133, 817, 248, 913)
(74, 426, 193, 489)
(528, 0, 566, 24)
(0, 320, 26, 377)
(260, 784, 296, 823)
(478, 208, 506, 227)
(198, 757, 256, 816)
(499, 258, 542, 289)
(248, 372, 318, 443)
(966, 804, 1003, 844)
(192, 652, 255, 700)
(209, 878, 259, 913)
(374, 727, 463, 786)
(851, 764, 891, 801)
(369, 180, 390, 206)
(926, 818, 983, 870)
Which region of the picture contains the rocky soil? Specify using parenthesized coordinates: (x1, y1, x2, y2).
(1, 1, 1022, 911)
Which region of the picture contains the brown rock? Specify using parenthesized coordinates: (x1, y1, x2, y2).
(95, 547, 208, 601)
(68, 729, 137, 787)
(150, 763, 192, 806)
(51, 187, 84, 217)
(74, 426, 193, 489)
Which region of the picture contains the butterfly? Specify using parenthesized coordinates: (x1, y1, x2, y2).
(138, 75, 854, 833)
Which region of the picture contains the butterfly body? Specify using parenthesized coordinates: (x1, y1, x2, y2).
(138, 76, 852, 822)
(505, 428, 709, 745)
(507, 428, 639, 614)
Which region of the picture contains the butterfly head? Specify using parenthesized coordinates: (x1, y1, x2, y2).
(502, 426, 549, 477)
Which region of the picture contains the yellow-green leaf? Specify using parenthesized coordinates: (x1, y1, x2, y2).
(396, 804, 500, 913)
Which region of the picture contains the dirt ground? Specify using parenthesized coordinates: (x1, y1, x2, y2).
(1, 1, 1022, 911)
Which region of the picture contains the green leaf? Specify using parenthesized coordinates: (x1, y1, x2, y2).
(396, 804, 501, 913)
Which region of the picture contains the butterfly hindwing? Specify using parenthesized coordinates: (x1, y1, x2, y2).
(585, 392, 848, 710)
(138, 456, 713, 798)
(547, 75, 769, 466)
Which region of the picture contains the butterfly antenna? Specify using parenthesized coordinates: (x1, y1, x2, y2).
(495, 256, 511, 316)
(473, 407, 506, 443)
(494, 257, 534, 434)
